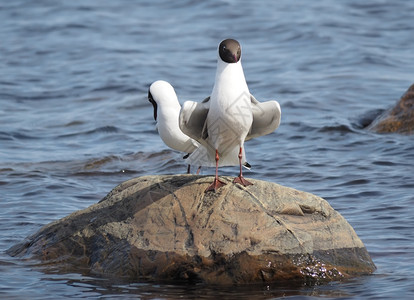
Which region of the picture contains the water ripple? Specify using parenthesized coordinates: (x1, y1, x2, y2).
(1, 0, 414, 299)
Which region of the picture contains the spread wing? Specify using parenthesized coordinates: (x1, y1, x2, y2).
(246, 94, 281, 141)
(179, 97, 210, 142)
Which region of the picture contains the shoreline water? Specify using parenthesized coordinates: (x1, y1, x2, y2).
(1, 1, 414, 298)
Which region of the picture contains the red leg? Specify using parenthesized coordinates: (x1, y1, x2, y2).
(233, 147, 253, 187)
(196, 166, 201, 175)
(205, 150, 226, 192)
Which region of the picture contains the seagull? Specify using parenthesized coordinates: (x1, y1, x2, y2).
(179, 39, 281, 192)
(148, 80, 199, 173)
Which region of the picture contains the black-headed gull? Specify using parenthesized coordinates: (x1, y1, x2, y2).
(148, 80, 199, 173)
(179, 39, 281, 192)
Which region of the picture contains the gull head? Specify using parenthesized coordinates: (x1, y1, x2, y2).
(148, 80, 178, 121)
(218, 39, 241, 64)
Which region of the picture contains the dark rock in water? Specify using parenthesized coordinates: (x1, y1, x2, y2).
(367, 83, 414, 134)
(354, 109, 385, 129)
(8, 175, 376, 285)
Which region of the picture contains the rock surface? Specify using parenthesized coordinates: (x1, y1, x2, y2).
(368, 83, 414, 134)
(8, 175, 376, 285)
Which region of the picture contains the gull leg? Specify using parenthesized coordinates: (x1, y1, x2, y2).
(187, 164, 191, 174)
(205, 149, 226, 192)
(233, 147, 253, 187)
(196, 166, 201, 175)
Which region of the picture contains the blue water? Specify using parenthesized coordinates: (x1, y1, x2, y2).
(1, 0, 414, 298)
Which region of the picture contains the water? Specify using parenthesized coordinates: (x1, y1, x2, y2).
(1, 0, 413, 298)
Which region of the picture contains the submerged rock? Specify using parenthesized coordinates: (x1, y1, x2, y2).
(367, 83, 414, 134)
(8, 175, 376, 285)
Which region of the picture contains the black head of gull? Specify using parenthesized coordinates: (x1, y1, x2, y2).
(218, 39, 241, 64)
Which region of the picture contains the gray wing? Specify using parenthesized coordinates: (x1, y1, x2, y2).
(246, 94, 281, 141)
(179, 97, 210, 142)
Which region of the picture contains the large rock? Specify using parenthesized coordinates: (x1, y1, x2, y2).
(368, 83, 414, 134)
(8, 175, 375, 285)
